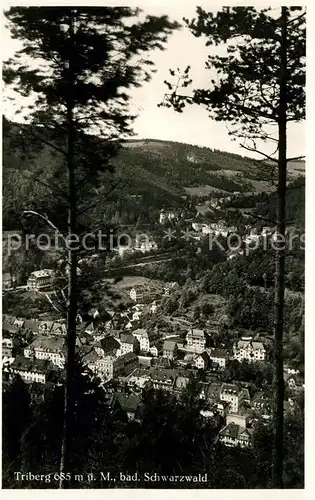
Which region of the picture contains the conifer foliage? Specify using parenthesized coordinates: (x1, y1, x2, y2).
(162, 6, 305, 488)
(3, 7, 179, 487)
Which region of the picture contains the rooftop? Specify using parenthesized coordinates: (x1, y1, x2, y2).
(116, 393, 142, 413)
(121, 334, 136, 345)
(24, 319, 41, 332)
(219, 422, 243, 439)
(12, 355, 54, 374)
(210, 348, 228, 359)
(197, 351, 210, 361)
(29, 269, 54, 279)
(120, 351, 138, 362)
(51, 322, 67, 334)
(163, 340, 178, 351)
(221, 383, 239, 395)
(26, 335, 66, 352)
(187, 328, 206, 338)
(133, 328, 148, 336)
(236, 339, 265, 350)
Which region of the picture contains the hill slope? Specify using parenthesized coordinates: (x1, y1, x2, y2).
(121, 138, 304, 194)
(3, 121, 305, 228)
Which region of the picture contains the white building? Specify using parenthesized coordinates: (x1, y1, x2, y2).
(219, 383, 250, 414)
(219, 423, 252, 448)
(233, 337, 266, 362)
(195, 352, 210, 370)
(24, 335, 66, 368)
(2, 337, 17, 358)
(186, 329, 207, 353)
(209, 349, 228, 369)
(119, 334, 140, 355)
(11, 355, 54, 384)
(132, 310, 142, 321)
(27, 269, 54, 291)
(132, 328, 159, 353)
(129, 285, 160, 303)
(82, 350, 138, 380)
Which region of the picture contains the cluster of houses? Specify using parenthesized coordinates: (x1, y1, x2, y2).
(3, 314, 67, 345)
(2, 268, 54, 292)
(114, 235, 158, 258)
(159, 208, 184, 225)
(191, 221, 238, 238)
(2, 303, 303, 450)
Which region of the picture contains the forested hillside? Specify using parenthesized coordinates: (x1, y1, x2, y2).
(3, 119, 304, 230)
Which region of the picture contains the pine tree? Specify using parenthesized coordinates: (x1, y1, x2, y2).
(161, 6, 305, 487)
(2, 376, 32, 487)
(4, 6, 179, 487)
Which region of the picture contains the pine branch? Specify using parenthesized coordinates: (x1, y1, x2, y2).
(239, 143, 278, 163)
(286, 155, 305, 162)
(21, 170, 69, 199)
(287, 12, 306, 26)
(21, 210, 66, 241)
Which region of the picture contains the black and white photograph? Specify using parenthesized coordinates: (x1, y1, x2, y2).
(1, 1, 306, 491)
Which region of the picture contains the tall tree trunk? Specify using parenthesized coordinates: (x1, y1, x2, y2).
(59, 10, 77, 489)
(272, 6, 287, 489)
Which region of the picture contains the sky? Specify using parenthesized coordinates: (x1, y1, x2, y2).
(1, 2, 305, 160)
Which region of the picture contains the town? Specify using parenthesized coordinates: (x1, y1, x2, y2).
(2, 3, 305, 491)
(2, 202, 304, 452)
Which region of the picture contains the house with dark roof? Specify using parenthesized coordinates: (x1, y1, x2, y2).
(199, 382, 222, 403)
(10, 355, 55, 384)
(116, 393, 144, 421)
(132, 328, 159, 353)
(120, 334, 140, 355)
(3, 273, 15, 290)
(24, 336, 66, 368)
(150, 369, 176, 392)
(174, 374, 190, 392)
(129, 284, 162, 303)
(23, 319, 41, 335)
(152, 356, 171, 369)
(82, 350, 138, 380)
(195, 351, 210, 370)
(98, 336, 120, 356)
(2, 317, 22, 335)
(233, 337, 266, 362)
(126, 373, 153, 393)
(50, 322, 67, 336)
(150, 341, 163, 357)
(284, 372, 300, 390)
(251, 391, 272, 417)
(163, 340, 178, 360)
(38, 320, 54, 335)
(27, 269, 54, 291)
(209, 348, 229, 369)
(219, 422, 253, 448)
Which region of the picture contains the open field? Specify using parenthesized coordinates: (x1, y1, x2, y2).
(184, 185, 226, 196)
